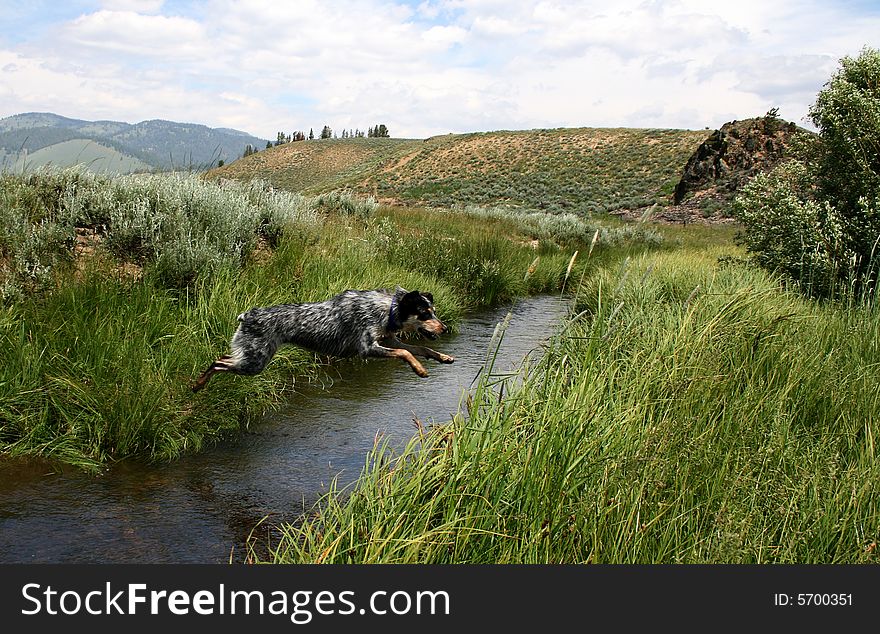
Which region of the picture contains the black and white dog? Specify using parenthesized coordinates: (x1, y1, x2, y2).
(192, 287, 453, 391)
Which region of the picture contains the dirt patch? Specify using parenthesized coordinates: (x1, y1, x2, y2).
(73, 227, 143, 280)
(74, 227, 102, 258)
(381, 150, 420, 173)
(250, 236, 273, 265)
(610, 200, 738, 226)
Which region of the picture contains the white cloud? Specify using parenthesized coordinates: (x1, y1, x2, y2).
(59, 11, 208, 59)
(0, 0, 878, 138)
(99, 0, 165, 12)
(422, 25, 468, 47)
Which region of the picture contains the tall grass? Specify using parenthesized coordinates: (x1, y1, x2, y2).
(268, 246, 879, 563)
(0, 170, 663, 468)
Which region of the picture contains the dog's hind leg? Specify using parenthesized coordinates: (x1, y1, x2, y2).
(191, 355, 236, 392)
(382, 336, 455, 364)
(366, 342, 429, 377)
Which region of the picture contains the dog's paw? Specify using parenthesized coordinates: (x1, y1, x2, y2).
(438, 354, 455, 364)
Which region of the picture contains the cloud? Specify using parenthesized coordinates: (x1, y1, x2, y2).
(99, 0, 165, 12)
(422, 25, 468, 47)
(58, 10, 208, 59)
(0, 0, 878, 138)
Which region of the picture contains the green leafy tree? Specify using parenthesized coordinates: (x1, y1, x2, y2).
(734, 46, 880, 299)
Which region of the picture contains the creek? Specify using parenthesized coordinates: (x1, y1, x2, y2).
(0, 295, 568, 563)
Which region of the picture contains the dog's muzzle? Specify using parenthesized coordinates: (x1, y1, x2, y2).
(419, 319, 448, 340)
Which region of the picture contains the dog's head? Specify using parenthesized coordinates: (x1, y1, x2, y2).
(397, 290, 448, 339)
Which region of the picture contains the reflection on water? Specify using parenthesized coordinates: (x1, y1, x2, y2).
(0, 296, 568, 563)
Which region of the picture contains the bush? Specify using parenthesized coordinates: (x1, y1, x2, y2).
(459, 204, 663, 249)
(734, 47, 880, 299)
(0, 170, 325, 293)
(733, 161, 847, 297)
(313, 190, 377, 219)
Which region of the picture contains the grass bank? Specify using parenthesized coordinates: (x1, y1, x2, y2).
(268, 242, 879, 563)
(0, 169, 660, 469)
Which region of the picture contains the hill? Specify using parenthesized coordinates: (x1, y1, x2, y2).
(212, 136, 423, 194)
(0, 112, 268, 173)
(209, 127, 708, 215)
(6, 139, 153, 174)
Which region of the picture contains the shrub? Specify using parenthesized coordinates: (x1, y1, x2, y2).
(459, 204, 663, 249)
(0, 170, 326, 295)
(732, 161, 846, 297)
(313, 190, 377, 219)
(734, 47, 880, 299)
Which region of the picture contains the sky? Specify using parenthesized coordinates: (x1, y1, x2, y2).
(1, 0, 878, 140)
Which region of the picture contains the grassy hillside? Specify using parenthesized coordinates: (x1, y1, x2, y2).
(0, 112, 268, 173)
(211, 137, 423, 194)
(210, 127, 707, 214)
(7, 139, 153, 174)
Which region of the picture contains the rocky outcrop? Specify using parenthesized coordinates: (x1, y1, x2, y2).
(673, 116, 804, 204)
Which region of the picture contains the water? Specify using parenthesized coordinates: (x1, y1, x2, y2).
(0, 296, 568, 563)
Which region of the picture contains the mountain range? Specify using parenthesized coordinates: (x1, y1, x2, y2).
(0, 112, 268, 173)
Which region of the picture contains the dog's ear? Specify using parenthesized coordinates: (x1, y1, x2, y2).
(421, 292, 433, 304)
(400, 289, 421, 309)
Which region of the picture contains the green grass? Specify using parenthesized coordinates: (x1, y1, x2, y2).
(266, 241, 880, 563)
(0, 170, 661, 469)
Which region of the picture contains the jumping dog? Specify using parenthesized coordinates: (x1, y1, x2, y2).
(192, 287, 454, 391)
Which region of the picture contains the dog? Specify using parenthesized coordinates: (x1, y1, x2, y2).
(192, 287, 454, 391)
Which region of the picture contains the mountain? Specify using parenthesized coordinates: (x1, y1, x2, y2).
(0, 112, 268, 174)
(208, 128, 708, 215)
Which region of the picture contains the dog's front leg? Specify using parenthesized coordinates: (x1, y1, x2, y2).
(366, 342, 429, 377)
(382, 336, 455, 364)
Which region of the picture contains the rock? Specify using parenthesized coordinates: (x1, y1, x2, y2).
(672, 116, 804, 205)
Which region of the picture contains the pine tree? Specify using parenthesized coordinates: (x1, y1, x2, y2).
(309, 128, 314, 140)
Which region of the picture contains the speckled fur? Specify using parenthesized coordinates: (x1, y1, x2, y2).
(192, 287, 453, 391)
